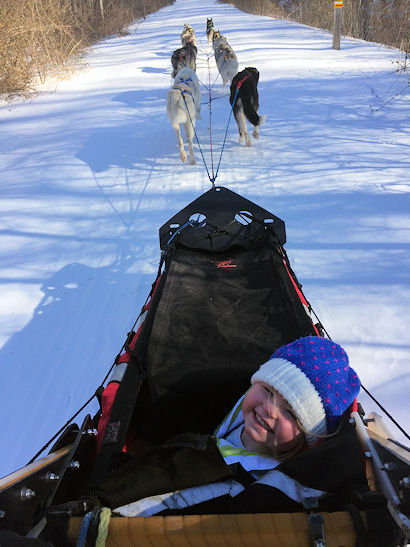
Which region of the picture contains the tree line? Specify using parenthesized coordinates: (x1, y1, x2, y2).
(219, 0, 409, 52)
(1, 0, 408, 99)
(0, 0, 174, 99)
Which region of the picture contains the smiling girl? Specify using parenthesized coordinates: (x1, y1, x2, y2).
(216, 336, 361, 467)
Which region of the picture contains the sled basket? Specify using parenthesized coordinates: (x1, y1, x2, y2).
(1, 187, 408, 547)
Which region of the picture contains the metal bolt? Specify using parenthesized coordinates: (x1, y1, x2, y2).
(86, 428, 97, 436)
(383, 462, 397, 472)
(20, 487, 36, 501)
(314, 540, 326, 547)
(349, 417, 356, 426)
(364, 451, 372, 460)
(399, 477, 410, 489)
(0, 510, 5, 518)
(70, 460, 80, 470)
(46, 472, 60, 481)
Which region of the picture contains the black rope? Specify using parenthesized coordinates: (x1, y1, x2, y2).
(360, 383, 409, 440)
(26, 291, 153, 465)
(232, 212, 409, 442)
(26, 221, 202, 465)
(27, 394, 96, 464)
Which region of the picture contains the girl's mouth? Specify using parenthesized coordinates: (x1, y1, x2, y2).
(254, 411, 273, 432)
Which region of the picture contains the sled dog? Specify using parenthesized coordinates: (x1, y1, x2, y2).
(181, 23, 196, 46)
(171, 43, 197, 78)
(230, 67, 266, 146)
(212, 31, 238, 87)
(167, 67, 202, 164)
(206, 18, 215, 44)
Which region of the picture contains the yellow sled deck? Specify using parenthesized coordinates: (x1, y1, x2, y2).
(68, 511, 367, 547)
(62, 412, 408, 546)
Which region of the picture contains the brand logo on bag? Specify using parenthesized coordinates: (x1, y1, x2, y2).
(212, 259, 237, 268)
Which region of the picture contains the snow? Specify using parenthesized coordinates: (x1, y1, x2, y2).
(0, 0, 409, 478)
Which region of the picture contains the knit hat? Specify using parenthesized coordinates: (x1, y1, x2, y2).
(251, 336, 360, 445)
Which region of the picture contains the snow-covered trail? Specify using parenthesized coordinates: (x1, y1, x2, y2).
(0, 0, 409, 476)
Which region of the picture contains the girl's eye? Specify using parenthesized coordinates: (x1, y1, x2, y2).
(263, 385, 274, 397)
(284, 409, 298, 422)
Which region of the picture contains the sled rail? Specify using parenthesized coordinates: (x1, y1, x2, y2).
(351, 412, 410, 540)
(0, 446, 72, 491)
(68, 511, 367, 547)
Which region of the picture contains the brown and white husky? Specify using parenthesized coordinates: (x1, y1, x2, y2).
(212, 31, 238, 87)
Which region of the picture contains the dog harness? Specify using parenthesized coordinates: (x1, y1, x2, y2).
(235, 71, 252, 90)
(178, 77, 193, 95)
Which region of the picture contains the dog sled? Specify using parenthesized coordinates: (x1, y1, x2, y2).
(0, 186, 409, 546)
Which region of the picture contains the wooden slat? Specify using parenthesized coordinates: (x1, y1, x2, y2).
(68, 511, 366, 546)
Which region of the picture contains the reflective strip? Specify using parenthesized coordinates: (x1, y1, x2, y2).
(114, 480, 244, 517)
(256, 470, 326, 504)
(108, 362, 128, 384)
(217, 438, 280, 473)
(135, 310, 148, 330)
(113, 471, 326, 517)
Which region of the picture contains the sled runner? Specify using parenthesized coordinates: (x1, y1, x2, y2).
(0, 187, 409, 546)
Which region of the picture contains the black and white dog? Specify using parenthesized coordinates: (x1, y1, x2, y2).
(229, 67, 266, 146)
(167, 67, 201, 164)
(212, 31, 238, 87)
(206, 18, 215, 44)
(171, 43, 197, 78)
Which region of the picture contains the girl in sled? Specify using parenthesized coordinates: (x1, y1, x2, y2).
(91, 336, 363, 517)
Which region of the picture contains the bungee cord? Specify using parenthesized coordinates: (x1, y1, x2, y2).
(179, 61, 240, 185)
(174, 37, 235, 186)
(207, 56, 215, 182)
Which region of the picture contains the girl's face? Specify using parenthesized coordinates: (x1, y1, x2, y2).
(241, 382, 303, 455)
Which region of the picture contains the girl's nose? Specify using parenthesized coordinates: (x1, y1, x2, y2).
(264, 400, 278, 419)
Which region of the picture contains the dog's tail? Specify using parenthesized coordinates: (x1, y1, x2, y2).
(241, 93, 265, 127)
(167, 89, 184, 121)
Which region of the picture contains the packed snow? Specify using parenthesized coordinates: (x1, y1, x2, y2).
(0, 0, 409, 477)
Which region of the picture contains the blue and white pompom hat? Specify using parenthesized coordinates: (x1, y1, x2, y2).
(251, 336, 360, 446)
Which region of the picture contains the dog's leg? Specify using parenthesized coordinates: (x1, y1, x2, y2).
(174, 126, 187, 163)
(236, 107, 251, 146)
(233, 109, 244, 144)
(184, 121, 195, 165)
(239, 108, 251, 146)
(253, 125, 259, 139)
